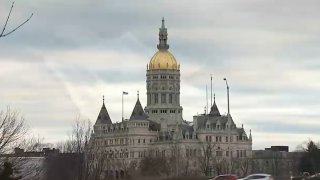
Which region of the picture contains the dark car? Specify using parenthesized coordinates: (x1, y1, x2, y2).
(291, 177, 307, 180)
(209, 174, 238, 180)
(308, 173, 320, 180)
(291, 172, 311, 180)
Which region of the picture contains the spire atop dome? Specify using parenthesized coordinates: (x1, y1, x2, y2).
(157, 17, 169, 50)
(161, 17, 165, 28)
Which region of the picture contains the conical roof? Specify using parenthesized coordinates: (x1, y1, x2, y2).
(95, 102, 112, 124)
(129, 98, 148, 121)
(209, 101, 221, 116)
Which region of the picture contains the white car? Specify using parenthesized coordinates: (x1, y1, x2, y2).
(239, 174, 274, 180)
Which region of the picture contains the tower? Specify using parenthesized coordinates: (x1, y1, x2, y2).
(145, 18, 183, 129)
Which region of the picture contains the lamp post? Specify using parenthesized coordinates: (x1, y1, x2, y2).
(223, 78, 230, 115)
(122, 91, 128, 121)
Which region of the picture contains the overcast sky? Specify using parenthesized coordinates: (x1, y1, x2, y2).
(1, 0, 320, 150)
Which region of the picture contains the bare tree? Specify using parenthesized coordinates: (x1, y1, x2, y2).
(197, 142, 216, 176)
(139, 149, 170, 177)
(1, 135, 47, 180)
(57, 117, 91, 154)
(47, 116, 92, 180)
(89, 150, 110, 180)
(167, 142, 193, 177)
(0, 107, 27, 154)
(0, 1, 33, 38)
(238, 158, 250, 177)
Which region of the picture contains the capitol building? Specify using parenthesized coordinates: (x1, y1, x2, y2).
(86, 19, 252, 179)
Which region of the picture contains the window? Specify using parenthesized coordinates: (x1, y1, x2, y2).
(162, 150, 166, 157)
(247, 175, 268, 179)
(143, 139, 145, 143)
(226, 151, 229, 157)
(154, 94, 158, 104)
(138, 139, 140, 143)
(161, 93, 166, 103)
(169, 94, 173, 103)
(226, 137, 229, 142)
(147, 94, 151, 105)
(216, 151, 222, 156)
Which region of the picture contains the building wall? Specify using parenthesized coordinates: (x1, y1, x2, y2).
(145, 69, 183, 126)
(251, 150, 305, 178)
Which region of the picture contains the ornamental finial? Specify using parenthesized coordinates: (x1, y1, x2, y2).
(157, 17, 169, 50)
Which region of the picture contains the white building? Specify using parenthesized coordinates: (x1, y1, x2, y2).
(87, 18, 252, 179)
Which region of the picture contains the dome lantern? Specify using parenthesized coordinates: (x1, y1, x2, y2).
(149, 18, 179, 70)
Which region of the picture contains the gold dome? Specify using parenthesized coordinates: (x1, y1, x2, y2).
(149, 50, 179, 70)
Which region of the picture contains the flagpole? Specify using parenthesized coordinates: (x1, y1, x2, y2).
(206, 85, 208, 115)
(211, 74, 213, 108)
(122, 92, 124, 122)
(122, 91, 128, 122)
(223, 78, 230, 115)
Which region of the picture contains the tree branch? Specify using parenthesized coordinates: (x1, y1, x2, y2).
(0, 1, 33, 38)
(0, 2, 14, 36)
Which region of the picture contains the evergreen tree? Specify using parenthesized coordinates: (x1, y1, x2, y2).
(0, 162, 14, 180)
(298, 140, 320, 174)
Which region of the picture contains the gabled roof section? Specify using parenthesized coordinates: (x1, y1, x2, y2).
(95, 100, 112, 125)
(209, 101, 221, 116)
(129, 98, 148, 121)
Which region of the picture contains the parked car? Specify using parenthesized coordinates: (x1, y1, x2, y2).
(291, 176, 307, 180)
(209, 174, 238, 180)
(291, 172, 310, 180)
(308, 173, 320, 180)
(238, 174, 274, 180)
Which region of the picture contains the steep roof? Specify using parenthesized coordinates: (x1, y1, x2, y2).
(209, 101, 221, 116)
(129, 98, 148, 121)
(95, 102, 112, 124)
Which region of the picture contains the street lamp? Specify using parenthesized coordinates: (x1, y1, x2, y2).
(223, 78, 230, 115)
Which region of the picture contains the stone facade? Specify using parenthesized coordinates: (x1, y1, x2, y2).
(86, 19, 252, 179)
(251, 148, 305, 179)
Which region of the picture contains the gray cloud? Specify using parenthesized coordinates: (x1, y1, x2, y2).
(1, 0, 320, 150)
